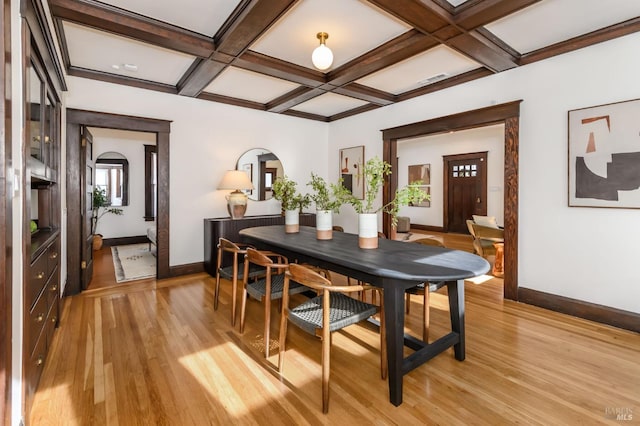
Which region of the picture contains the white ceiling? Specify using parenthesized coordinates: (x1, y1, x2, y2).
(53, 0, 640, 120)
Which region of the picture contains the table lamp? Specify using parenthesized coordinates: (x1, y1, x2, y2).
(218, 170, 254, 219)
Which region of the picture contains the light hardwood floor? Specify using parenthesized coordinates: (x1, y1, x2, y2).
(30, 232, 639, 425)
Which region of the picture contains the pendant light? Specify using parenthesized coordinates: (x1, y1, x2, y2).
(312, 32, 333, 71)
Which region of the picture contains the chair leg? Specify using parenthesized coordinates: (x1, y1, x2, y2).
(423, 290, 430, 343)
(231, 275, 238, 326)
(405, 292, 410, 314)
(264, 297, 271, 358)
(239, 288, 248, 333)
(214, 272, 221, 311)
(321, 327, 331, 413)
(379, 295, 387, 380)
(278, 313, 288, 372)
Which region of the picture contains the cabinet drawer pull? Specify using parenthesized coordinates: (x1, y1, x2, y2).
(50, 285, 58, 292)
(36, 272, 46, 280)
(35, 313, 44, 323)
(51, 316, 57, 324)
(50, 252, 58, 259)
(36, 357, 44, 366)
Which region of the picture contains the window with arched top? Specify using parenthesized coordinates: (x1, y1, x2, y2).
(96, 151, 129, 206)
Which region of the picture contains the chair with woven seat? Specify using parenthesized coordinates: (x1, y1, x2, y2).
(278, 263, 387, 413)
(240, 248, 308, 358)
(405, 237, 447, 342)
(466, 217, 504, 259)
(215, 238, 265, 326)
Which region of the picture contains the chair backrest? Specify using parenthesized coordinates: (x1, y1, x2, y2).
(245, 247, 274, 267)
(287, 263, 331, 291)
(411, 237, 445, 248)
(466, 219, 476, 237)
(218, 237, 242, 253)
(332, 225, 344, 232)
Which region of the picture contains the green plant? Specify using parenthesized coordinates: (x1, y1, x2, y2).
(307, 173, 351, 213)
(92, 187, 123, 234)
(347, 157, 429, 227)
(272, 176, 312, 212)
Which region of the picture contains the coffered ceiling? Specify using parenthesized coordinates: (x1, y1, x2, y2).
(49, 0, 640, 121)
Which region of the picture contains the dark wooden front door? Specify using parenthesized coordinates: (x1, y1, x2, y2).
(444, 152, 488, 233)
(81, 126, 94, 290)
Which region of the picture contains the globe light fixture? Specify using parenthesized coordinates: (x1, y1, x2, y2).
(312, 32, 333, 71)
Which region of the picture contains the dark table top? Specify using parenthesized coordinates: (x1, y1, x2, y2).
(240, 226, 490, 284)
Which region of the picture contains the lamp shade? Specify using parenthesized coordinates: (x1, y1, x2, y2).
(218, 170, 254, 191)
(312, 32, 333, 71)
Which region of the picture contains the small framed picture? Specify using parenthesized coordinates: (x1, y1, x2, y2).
(339, 145, 365, 199)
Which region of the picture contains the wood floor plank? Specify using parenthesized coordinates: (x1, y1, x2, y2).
(30, 236, 640, 425)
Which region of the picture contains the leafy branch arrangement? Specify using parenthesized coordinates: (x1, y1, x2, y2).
(92, 187, 123, 234)
(347, 157, 429, 227)
(307, 173, 352, 213)
(272, 175, 311, 212)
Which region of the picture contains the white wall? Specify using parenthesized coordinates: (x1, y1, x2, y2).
(329, 33, 640, 314)
(396, 124, 505, 227)
(65, 78, 329, 266)
(90, 127, 155, 238)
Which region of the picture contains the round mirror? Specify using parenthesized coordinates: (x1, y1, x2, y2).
(236, 148, 284, 201)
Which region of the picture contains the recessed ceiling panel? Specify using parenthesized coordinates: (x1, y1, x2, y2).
(97, 0, 242, 37)
(203, 67, 300, 103)
(250, 0, 410, 70)
(63, 21, 195, 85)
(291, 92, 368, 116)
(355, 45, 480, 95)
(446, 0, 470, 6)
(485, 0, 640, 54)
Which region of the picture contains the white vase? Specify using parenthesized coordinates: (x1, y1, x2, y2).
(316, 209, 333, 240)
(284, 209, 299, 233)
(358, 213, 379, 249)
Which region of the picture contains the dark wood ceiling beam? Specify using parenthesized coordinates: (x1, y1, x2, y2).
(396, 67, 492, 102)
(177, 59, 228, 97)
(328, 104, 381, 122)
(332, 83, 395, 106)
(233, 51, 325, 87)
(48, 0, 214, 58)
(520, 17, 640, 65)
(367, 0, 451, 33)
(454, 0, 543, 30)
(281, 110, 329, 122)
(448, 30, 518, 72)
(177, 0, 299, 98)
(327, 30, 439, 86)
(267, 87, 325, 113)
(67, 67, 178, 94)
(196, 92, 265, 111)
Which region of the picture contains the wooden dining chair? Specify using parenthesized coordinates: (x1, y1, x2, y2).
(405, 237, 447, 342)
(239, 248, 307, 358)
(278, 263, 387, 413)
(215, 238, 265, 326)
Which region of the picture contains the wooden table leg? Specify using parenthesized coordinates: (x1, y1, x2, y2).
(492, 242, 504, 277)
(447, 279, 465, 361)
(383, 281, 406, 406)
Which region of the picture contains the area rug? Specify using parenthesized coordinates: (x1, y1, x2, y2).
(111, 243, 156, 283)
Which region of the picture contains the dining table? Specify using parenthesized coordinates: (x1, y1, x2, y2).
(239, 225, 490, 406)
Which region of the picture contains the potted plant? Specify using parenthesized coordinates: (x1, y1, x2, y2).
(272, 176, 311, 233)
(347, 157, 429, 249)
(92, 187, 124, 250)
(307, 173, 351, 240)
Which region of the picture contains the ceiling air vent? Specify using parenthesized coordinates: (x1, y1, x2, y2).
(418, 73, 449, 85)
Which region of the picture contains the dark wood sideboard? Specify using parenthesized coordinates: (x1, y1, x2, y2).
(203, 214, 316, 276)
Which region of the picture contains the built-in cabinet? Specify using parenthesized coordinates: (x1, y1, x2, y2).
(22, 0, 65, 419)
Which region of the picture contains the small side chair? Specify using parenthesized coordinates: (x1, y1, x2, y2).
(405, 237, 447, 342)
(278, 263, 387, 413)
(215, 238, 264, 326)
(240, 248, 307, 358)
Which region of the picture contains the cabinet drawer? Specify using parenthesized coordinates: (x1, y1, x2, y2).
(29, 251, 48, 309)
(45, 298, 58, 348)
(28, 290, 48, 357)
(46, 268, 59, 310)
(46, 240, 60, 279)
(26, 332, 47, 404)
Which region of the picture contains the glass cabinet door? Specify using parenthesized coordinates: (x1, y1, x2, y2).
(28, 62, 44, 163)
